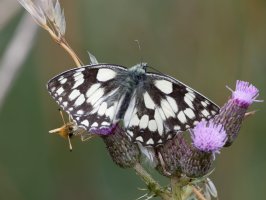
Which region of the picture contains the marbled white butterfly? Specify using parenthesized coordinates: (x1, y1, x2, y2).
(47, 63, 219, 147)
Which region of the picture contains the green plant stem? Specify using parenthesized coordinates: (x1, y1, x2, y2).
(170, 177, 182, 200)
(134, 163, 172, 200)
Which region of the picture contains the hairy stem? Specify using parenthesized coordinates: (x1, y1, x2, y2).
(170, 177, 182, 200)
(134, 163, 171, 200)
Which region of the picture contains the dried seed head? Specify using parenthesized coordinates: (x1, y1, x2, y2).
(18, 0, 66, 36)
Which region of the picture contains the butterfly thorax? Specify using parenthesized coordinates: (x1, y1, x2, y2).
(114, 64, 146, 120)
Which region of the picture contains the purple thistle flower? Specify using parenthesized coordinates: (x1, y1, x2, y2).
(230, 80, 260, 108)
(191, 121, 227, 154)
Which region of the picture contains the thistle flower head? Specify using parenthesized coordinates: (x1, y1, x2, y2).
(191, 121, 227, 154)
(231, 80, 260, 108)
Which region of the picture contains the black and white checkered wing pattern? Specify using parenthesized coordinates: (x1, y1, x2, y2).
(47, 64, 127, 134)
(123, 73, 219, 146)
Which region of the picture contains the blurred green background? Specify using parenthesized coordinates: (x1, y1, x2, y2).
(0, 0, 265, 199)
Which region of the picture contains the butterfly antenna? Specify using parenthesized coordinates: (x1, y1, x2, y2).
(146, 65, 164, 76)
(134, 40, 144, 67)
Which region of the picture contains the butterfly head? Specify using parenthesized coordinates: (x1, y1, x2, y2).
(129, 62, 148, 74)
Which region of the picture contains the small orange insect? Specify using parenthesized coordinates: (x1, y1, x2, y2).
(49, 109, 92, 151)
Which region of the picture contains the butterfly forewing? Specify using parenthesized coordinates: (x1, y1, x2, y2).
(47, 64, 127, 134)
(123, 72, 219, 146)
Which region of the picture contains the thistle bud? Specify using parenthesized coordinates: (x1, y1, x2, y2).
(156, 134, 191, 177)
(102, 125, 140, 168)
(212, 80, 260, 146)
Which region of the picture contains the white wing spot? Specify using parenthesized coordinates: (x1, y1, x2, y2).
(166, 96, 178, 113)
(98, 102, 108, 116)
(60, 78, 67, 84)
(202, 109, 210, 117)
(72, 78, 84, 89)
(174, 125, 180, 131)
(77, 110, 84, 115)
(161, 99, 175, 118)
(184, 108, 195, 119)
(124, 95, 136, 127)
(148, 120, 157, 132)
(154, 109, 164, 136)
(58, 76, 64, 81)
(86, 83, 101, 97)
(211, 110, 217, 115)
(139, 115, 149, 129)
(154, 80, 173, 94)
(56, 87, 64, 95)
(129, 114, 140, 127)
(201, 101, 208, 107)
(74, 94, 85, 107)
(87, 88, 104, 105)
(157, 139, 163, 144)
(193, 121, 199, 125)
(157, 108, 166, 120)
(136, 136, 144, 142)
(146, 138, 154, 145)
(50, 87, 56, 92)
(69, 89, 80, 101)
(184, 95, 194, 109)
(177, 111, 187, 124)
(143, 92, 155, 109)
(127, 130, 134, 137)
(96, 68, 117, 82)
(167, 134, 172, 140)
(102, 121, 110, 126)
(58, 97, 62, 102)
(91, 122, 98, 127)
(105, 103, 117, 119)
(186, 92, 195, 101)
(62, 101, 68, 107)
(73, 72, 83, 80)
(81, 120, 89, 127)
